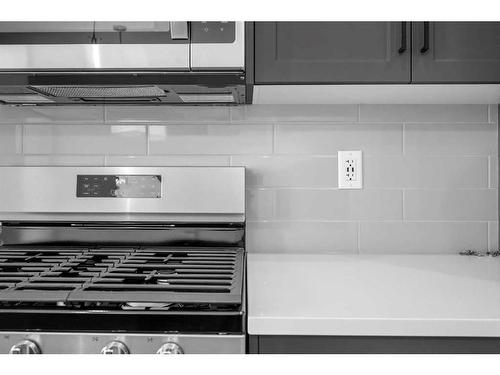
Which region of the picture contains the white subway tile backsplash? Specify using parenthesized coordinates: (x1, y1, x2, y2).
(23, 125, 147, 155)
(0, 106, 28, 124)
(275, 123, 403, 155)
(359, 222, 488, 253)
(105, 106, 230, 123)
(0, 103, 496, 255)
(274, 189, 403, 221)
(405, 124, 497, 156)
(21, 155, 105, 166)
(230, 104, 358, 123)
(247, 221, 358, 253)
(246, 189, 274, 220)
(105, 155, 230, 166)
(0, 155, 25, 165)
(230, 155, 337, 187)
(149, 125, 273, 155)
(0, 154, 105, 166)
(0, 125, 21, 154)
(364, 157, 489, 188)
(404, 190, 497, 221)
(359, 104, 489, 123)
(22, 106, 105, 124)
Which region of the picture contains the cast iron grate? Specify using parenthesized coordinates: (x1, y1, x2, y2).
(0, 247, 243, 305)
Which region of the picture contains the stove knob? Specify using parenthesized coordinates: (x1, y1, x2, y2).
(100, 341, 130, 354)
(156, 342, 184, 354)
(9, 340, 41, 354)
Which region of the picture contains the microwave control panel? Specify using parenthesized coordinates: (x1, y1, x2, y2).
(191, 22, 235, 43)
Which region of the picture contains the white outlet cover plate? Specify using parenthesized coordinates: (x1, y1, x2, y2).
(338, 150, 362, 189)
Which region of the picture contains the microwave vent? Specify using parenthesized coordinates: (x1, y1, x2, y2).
(30, 85, 167, 98)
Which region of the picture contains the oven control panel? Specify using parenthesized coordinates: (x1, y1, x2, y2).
(76, 175, 161, 198)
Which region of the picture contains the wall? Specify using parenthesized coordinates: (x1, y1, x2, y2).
(0, 104, 497, 254)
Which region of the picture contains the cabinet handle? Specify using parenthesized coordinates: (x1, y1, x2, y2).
(420, 22, 430, 54)
(398, 22, 407, 54)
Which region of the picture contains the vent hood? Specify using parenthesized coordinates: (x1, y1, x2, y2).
(0, 21, 249, 105)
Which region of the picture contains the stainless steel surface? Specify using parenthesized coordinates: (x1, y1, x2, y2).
(0, 223, 244, 246)
(0, 332, 245, 354)
(156, 342, 184, 354)
(0, 167, 245, 223)
(0, 22, 247, 106)
(170, 22, 189, 40)
(0, 94, 53, 103)
(191, 22, 245, 70)
(179, 93, 236, 103)
(0, 21, 244, 70)
(0, 22, 94, 33)
(9, 339, 41, 354)
(100, 341, 130, 354)
(94, 22, 171, 32)
(0, 44, 190, 70)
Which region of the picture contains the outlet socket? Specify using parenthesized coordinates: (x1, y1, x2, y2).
(338, 150, 362, 189)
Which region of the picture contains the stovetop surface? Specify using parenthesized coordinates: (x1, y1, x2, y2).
(0, 246, 244, 310)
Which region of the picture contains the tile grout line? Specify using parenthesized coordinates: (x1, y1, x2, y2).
(487, 222, 491, 251)
(357, 221, 361, 254)
(488, 156, 491, 188)
(271, 189, 276, 221)
(246, 219, 493, 223)
(272, 123, 277, 154)
(146, 125, 150, 156)
(19, 124, 24, 155)
(402, 189, 405, 222)
(102, 105, 107, 124)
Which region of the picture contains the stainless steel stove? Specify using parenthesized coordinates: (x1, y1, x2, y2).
(0, 167, 246, 354)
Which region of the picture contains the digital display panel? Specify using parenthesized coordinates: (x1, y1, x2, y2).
(76, 175, 161, 198)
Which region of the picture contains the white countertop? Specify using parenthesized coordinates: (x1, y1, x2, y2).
(247, 254, 500, 337)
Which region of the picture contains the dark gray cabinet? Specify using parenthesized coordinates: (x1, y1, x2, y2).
(254, 22, 411, 84)
(249, 335, 500, 354)
(254, 22, 500, 84)
(412, 22, 500, 83)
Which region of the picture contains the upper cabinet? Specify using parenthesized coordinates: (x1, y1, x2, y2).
(412, 22, 500, 83)
(254, 22, 411, 84)
(254, 22, 500, 85)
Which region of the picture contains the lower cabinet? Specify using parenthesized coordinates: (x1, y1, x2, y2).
(248, 335, 500, 354)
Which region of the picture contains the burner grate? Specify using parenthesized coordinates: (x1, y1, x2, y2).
(0, 247, 243, 305)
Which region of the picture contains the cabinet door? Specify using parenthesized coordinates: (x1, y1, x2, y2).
(412, 22, 500, 83)
(251, 335, 500, 354)
(255, 22, 410, 84)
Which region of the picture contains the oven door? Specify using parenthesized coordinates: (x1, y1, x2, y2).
(0, 21, 190, 70)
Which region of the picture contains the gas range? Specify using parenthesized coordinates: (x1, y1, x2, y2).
(0, 167, 246, 354)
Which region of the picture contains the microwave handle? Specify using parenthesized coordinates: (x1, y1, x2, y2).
(170, 22, 189, 40)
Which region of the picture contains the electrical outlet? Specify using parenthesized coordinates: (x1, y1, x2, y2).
(338, 150, 362, 189)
